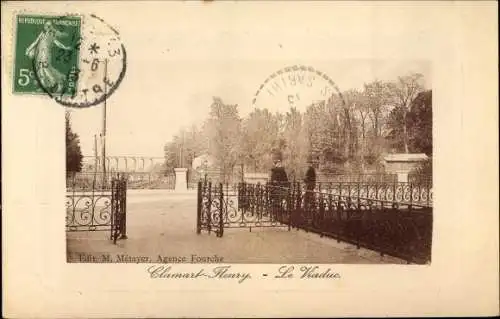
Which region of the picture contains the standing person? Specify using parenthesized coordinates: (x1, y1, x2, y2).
(269, 151, 288, 221)
(270, 160, 289, 187)
(304, 156, 317, 212)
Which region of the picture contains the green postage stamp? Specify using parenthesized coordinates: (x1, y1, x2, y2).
(13, 14, 81, 96)
(13, 13, 127, 108)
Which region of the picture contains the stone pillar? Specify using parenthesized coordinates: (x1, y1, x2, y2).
(397, 172, 409, 183)
(174, 168, 188, 191)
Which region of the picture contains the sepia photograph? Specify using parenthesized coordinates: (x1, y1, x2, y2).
(3, 1, 497, 318)
(61, 36, 434, 264)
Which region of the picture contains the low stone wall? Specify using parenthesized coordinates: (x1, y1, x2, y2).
(243, 172, 269, 185)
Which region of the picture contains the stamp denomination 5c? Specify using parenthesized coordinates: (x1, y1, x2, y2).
(13, 14, 81, 96)
(13, 13, 127, 108)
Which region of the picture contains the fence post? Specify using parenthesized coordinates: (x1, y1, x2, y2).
(218, 183, 224, 237)
(120, 176, 128, 239)
(287, 183, 292, 230)
(318, 191, 325, 235)
(111, 178, 116, 243)
(207, 182, 212, 234)
(294, 182, 300, 229)
(337, 199, 342, 243)
(256, 183, 261, 220)
(197, 181, 202, 234)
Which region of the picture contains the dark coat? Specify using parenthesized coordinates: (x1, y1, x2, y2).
(270, 167, 288, 184)
(270, 167, 289, 205)
(304, 166, 316, 185)
(270, 167, 289, 196)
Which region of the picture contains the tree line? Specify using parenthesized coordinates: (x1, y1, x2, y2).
(66, 111, 83, 173)
(165, 72, 432, 181)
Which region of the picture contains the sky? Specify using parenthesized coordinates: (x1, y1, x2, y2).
(66, 3, 433, 158)
(70, 58, 431, 158)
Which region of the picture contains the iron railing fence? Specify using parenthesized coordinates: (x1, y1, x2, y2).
(309, 181, 433, 207)
(196, 180, 290, 238)
(198, 179, 433, 209)
(66, 174, 127, 244)
(239, 179, 433, 207)
(197, 180, 433, 264)
(194, 172, 423, 188)
(285, 183, 432, 264)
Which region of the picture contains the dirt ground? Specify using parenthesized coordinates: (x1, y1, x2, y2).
(67, 190, 405, 264)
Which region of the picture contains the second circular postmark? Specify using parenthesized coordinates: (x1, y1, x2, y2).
(32, 13, 126, 108)
(252, 65, 343, 113)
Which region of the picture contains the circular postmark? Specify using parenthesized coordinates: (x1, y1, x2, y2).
(252, 65, 343, 113)
(31, 14, 126, 108)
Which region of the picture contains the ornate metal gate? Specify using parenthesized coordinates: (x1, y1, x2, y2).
(196, 180, 291, 236)
(111, 177, 128, 242)
(196, 180, 224, 237)
(66, 175, 127, 244)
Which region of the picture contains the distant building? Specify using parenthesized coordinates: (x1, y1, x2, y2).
(191, 154, 216, 171)
(383, 153, 429, 183)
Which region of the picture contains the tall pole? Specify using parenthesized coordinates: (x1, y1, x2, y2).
(102, 59, 108, 186)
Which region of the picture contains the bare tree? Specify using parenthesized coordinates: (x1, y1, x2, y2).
(205, 97, 242, 183)
(390, 73, 424, 153)
(240, 108, 280, 172)
(337, 89, 360, 162)
(282, 107, 308, 180)
(364, 80, 394, 138)
(353, 92, 370, 172)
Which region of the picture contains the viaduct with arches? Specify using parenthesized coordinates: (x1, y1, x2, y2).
(82, 156, 166, 172)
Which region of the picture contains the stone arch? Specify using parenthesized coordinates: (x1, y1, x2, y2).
(123, 157, 128, 171)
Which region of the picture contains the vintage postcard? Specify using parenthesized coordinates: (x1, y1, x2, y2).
(2, 1, 498, 318)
